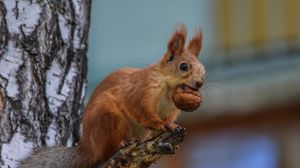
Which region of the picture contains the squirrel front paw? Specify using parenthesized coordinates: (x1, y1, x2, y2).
(165, 123, 186, 133)
(143, 119, 166, 131)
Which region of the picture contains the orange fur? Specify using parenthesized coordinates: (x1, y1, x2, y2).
(77, 25, 205, 166)
(188, 30, 202, 57)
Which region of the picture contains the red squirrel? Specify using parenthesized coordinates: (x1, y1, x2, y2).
(20, 25, 205, 168)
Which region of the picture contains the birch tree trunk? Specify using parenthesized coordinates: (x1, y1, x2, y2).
(0, 0, 91, 167)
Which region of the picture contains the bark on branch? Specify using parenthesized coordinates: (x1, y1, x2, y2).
(103, 128, 187, 168)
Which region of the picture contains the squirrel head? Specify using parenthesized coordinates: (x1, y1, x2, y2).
(159, 25, 205, 91)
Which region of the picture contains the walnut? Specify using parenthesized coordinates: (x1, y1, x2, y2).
(172, 84, 202, 112)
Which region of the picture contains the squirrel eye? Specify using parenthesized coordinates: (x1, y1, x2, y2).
(179, 63, 189, 72)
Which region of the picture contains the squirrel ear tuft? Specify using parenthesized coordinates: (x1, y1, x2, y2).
(167, 25, 187, 58)
(188, 30, 202, 57)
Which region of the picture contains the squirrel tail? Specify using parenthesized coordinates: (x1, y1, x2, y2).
(19, 146, 89, 168)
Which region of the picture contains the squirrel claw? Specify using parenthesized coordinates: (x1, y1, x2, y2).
(174, 126, 186, 134)
(165, 123, 185, 134)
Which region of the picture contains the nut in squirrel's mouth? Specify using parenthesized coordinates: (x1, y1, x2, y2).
(178, 83, 199, 92)
(172, 83, 202, 112)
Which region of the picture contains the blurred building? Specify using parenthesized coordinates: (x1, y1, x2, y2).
(87, 0, 300, 168)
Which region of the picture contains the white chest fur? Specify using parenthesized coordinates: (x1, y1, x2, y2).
(156, 89, 177, 120)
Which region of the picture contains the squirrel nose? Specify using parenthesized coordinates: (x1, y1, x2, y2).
(195, 80, 204, 88)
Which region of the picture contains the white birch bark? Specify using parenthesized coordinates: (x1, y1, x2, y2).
(0, 0, 91, 167)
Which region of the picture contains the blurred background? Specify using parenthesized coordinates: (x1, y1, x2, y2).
(87, 0, 300, 168)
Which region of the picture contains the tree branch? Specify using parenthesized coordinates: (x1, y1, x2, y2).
(102, 128, 186, 168)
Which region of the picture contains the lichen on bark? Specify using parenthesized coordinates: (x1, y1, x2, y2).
(104, 128, 186, 168)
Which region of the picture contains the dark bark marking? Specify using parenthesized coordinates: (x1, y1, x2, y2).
(12, 0, 19, 19)
(16, 53, 52, 145)
(38, 2, 63, 71)
(0, 97, 17, 143)
(56, 0, 77, 95)
(0, 75, 8, 89)
(0, 1, 8, 57)
(20, 25, 40, 56)
(0, 86, 5, 119)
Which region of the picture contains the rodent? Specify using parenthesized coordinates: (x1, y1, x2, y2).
(20, 25, 205, 168)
